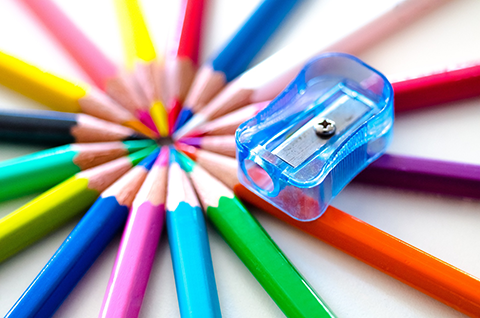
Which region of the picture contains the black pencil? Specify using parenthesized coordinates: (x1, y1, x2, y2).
(0, 109, 148, 145)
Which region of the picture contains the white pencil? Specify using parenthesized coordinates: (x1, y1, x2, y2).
(173, 0, 451, 139)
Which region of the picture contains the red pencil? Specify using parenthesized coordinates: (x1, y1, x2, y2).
(166, 0, 206, 132)
(177, 145, 480, 318)
(393, 62, 480, 112)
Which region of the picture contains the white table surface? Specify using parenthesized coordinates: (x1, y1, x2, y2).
(1, 0, 480, 317)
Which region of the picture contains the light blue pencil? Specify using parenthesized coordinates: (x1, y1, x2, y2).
(166, 148, 221, 317)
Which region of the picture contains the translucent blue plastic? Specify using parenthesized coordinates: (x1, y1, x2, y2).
(236, 53, 394, 221)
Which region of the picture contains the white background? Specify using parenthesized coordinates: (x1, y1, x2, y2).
(1, 0, 480, 317)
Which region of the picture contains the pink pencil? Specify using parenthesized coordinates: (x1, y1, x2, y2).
(19, 0, 156, 131)
(173, 0, 451, 138)
(177, 135, 236, 158)
(99, 147, 169, 318)
(187, 101, 269, 137)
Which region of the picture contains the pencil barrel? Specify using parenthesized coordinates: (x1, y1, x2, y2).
(0, 147, 78, 201)
(100, 202, 165, 318)
(167, 202, 221, 318)
(206, 196, 335, 318)
(0, 177, 98, 263)
(0, 110, 76, 144)
(6, 197, 129, 317)
(234, 184, 480, 317)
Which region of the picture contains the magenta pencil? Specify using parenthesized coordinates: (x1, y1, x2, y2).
(99, 147, 169, 318)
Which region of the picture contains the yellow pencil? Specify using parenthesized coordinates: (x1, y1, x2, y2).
(115, 0, 169, 136)
(0, 50, 154, 138)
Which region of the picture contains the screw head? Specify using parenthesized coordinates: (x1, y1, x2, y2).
(313, 118, 336, 138)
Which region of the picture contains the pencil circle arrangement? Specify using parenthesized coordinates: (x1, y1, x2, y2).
(1, 1, 480, 317)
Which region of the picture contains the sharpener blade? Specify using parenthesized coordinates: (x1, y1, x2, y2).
(272, 95, 371, 168)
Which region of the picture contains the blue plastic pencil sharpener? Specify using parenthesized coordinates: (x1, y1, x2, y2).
(236, 53, 394, 221)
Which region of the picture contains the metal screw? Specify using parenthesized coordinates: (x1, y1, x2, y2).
(313, 118, 336, 138)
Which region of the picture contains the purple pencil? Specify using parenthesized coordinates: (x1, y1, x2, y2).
(355, 154, 480, 199)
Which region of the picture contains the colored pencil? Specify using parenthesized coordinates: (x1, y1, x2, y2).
(0, 146, 156, 263)
(165, 148, 221, 318)
(177, 146, 480, 317)
(0, 50, 154, 137)
(186, 101, 268, 137)
(355, 153, 480, 199)
(0, 109, 148, 145)
(178, 135, 236, 157)
(393, 62, 480, 112)
(180, 0, 450, 134)
(114, 0, 168, 136)
(166, 0, 206, 132)
(173, 0, 300, 135)
(176, 143, 238, 190)
(176, 150, 335, 318)
(19, 0, 150, 125)
(236, 187, 480, 318)
(0, 139, 154, 202)
(100, 147, 168, 318)
(5, 149, 159, 318)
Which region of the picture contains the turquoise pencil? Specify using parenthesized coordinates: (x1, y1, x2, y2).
(166, 148, 221, 318)
(0, 139, 154, 202)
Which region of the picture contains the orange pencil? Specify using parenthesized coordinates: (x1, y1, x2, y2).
(176, 144, 480, 318)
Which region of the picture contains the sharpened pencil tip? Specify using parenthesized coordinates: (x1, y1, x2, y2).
(128, 132, 150, 140)
(150, 101, 169, 137)
(174, 142, 198, 160)
(168, 99, 182, 134)
(172, 114, 206, 140)
(171, 146, 196, 173)
(137, 147, 161, 170)
(172, 108, 193, 133)
(137, 110, 160, 135)
(177, 137, 201, 147)
(124, 120, 157, 139)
